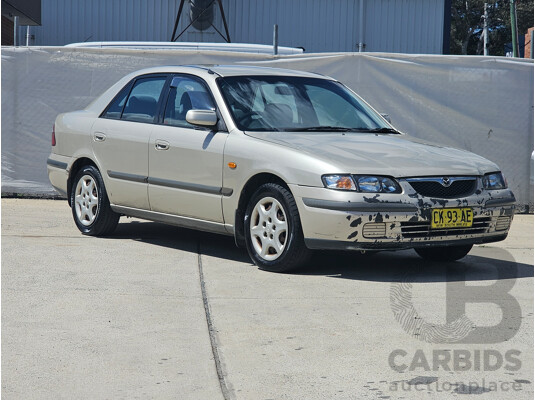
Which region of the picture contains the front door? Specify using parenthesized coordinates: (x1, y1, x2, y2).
(148, 75, 228, 223)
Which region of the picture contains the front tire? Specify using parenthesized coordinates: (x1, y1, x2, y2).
(244, 183, 310, 272)
(71, 165, 119, 236)
(414, 244, 473, 262)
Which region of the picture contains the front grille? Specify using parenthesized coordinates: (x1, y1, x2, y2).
(400, 217, 491, 239)
(408, 178, 477, 198)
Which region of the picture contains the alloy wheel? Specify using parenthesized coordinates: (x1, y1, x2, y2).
(74, 174, 99, 226)
(249, 196, 288, 261)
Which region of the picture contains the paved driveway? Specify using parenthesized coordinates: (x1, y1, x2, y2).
(2, 199, 533, 399)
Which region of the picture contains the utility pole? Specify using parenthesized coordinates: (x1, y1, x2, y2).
(510, 0, 519, 57)
(483, 3, 488, 56)
(358, 0, 364, 52)
(531, 29, 534, 59)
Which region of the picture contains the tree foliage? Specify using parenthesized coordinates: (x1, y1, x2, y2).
(450, 0, 534, 55)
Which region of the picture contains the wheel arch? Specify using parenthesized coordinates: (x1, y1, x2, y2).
(67, 157, 99, 206)
(234, 172, 291, 247)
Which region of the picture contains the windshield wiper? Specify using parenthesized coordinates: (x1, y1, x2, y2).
(283, 126, 360, 132)
(363, 127, 401, 134)
(282, 126, 401, 133)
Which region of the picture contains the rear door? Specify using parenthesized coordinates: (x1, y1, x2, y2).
(148, 74, 228, 222)
(92, 74, 169, 209)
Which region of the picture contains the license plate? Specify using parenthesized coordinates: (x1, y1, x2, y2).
(431, 208, 473, 229)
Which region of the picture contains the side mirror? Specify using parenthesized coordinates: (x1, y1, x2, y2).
(380, 113, 392, 124)
(186, 109, 218, 127)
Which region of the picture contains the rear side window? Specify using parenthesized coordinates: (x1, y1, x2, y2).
(121, 77, 167, 123)
(102, 85, 130, 119)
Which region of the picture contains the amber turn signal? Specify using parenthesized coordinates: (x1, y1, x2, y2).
(322, 174, 357, 190)
(228, 162, 237, 169)
(336, 176, 354, 189)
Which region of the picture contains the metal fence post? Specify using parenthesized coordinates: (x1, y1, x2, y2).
(13, 15, 19, 47)
(273, 24, 278, 56)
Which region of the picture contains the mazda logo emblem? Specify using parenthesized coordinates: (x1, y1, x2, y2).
(441, 177, 451, 187)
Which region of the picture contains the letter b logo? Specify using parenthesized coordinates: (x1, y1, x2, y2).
(390, 249, 522, 344)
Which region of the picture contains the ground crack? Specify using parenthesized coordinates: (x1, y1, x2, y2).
(197, 240, 232, 400)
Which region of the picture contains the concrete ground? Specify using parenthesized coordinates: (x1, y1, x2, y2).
(2, 199, 533, 400)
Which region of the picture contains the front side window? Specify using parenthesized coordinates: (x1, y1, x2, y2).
(163, 76, 215, 128)
(217, 76, 390, 132)
(121, 76, 167, 123)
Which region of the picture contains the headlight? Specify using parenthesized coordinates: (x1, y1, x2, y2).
(482, 172, 507, 190)
(322, 174, 401, 193)
(355, 175, 402, 193)
(322, 175, 357, 190)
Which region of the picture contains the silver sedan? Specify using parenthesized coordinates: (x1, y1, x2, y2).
(47, 65, 516, 272)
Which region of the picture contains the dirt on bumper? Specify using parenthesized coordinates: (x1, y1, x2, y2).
(291, 184, 515, 251)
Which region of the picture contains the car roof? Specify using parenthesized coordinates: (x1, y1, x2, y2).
(129, 65, 334, 80)
(210, 65, 333, 79)
(84, 65, 335, 114)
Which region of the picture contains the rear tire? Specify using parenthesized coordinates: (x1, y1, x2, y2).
(415, 245, 473, 262)
(244, 183, 310, 272)
(71, 165, 119, 236)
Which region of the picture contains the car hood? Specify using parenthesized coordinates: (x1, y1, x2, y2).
(244, 131, 499, 177)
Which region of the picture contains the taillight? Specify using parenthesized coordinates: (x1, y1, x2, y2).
(52, 124, 56, 146)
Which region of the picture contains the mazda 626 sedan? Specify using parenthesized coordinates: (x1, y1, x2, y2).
(47, 65, 516, 272)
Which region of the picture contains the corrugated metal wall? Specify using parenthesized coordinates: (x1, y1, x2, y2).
(28, 0, 446, 54)
(365, 0, 445, 53)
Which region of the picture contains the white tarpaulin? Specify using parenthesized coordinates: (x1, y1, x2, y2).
(2, 47, 533, 209)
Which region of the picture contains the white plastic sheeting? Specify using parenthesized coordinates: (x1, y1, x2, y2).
(64, 41, 304, 55)
(2, 47, 533, 209)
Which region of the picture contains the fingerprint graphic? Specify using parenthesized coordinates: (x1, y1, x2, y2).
(390, 270, 473, 343)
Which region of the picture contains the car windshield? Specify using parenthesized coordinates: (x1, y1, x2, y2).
(217, 76, 391, 132)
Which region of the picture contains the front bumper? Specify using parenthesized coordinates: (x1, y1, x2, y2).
(289, 183, 515, 251)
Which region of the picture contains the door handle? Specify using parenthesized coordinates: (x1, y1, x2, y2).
(94, 132, 106, 142)
(155, 140, 170, 150)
